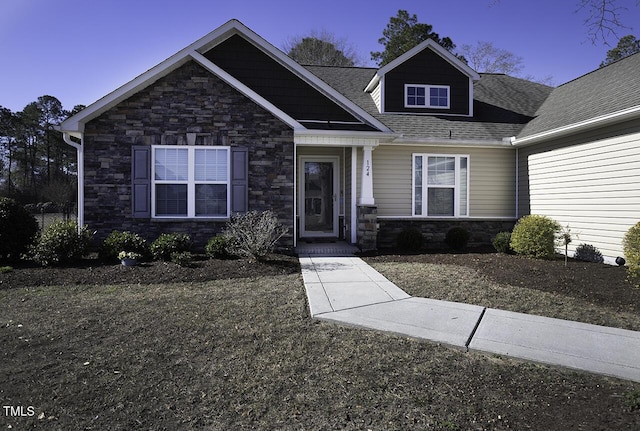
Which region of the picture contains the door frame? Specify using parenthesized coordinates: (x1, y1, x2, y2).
(299, 156, 340, 238)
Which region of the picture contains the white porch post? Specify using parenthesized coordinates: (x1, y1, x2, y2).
(350, 146, 357, 244)
(359, 145, 375, 205)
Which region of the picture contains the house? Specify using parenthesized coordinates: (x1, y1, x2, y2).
(58, 19, 640, 262)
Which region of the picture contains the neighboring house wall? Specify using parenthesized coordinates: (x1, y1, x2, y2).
(517, 118, 640, 260)
(82, 60, 294, 249)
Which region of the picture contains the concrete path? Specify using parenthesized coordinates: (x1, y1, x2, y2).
(299, 255, 640, 383)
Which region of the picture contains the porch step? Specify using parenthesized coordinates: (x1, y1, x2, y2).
(296, 241, 359, 257)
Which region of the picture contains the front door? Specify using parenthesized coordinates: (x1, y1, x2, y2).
(300, 157, 339, 237)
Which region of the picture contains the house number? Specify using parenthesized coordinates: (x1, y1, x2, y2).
(365, 160, 370, 176)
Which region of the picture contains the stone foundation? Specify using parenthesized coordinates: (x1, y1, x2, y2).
(357, 205, 378, 251)
(377, 218, 517, 250)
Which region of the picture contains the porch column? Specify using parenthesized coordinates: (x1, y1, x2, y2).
(359, 145, 375, 205)
(357, 145, 377, 251)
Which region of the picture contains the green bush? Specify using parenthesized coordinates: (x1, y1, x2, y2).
(445, 227, 470, 251)
(150, 233, 191, 261)
(573, 243, 604, 263)
(0, 197, 39, 261)
(100, 230, 149, 262)
(205, 235, 230, 259)
(224, 210, 288, 261)
(396, 227, 424, 252)
(171, 251, 194, 267)
(31, 220, 93, 266)
(510, 215, 561, 259)
(623, 222, 640, 287)
(492, 231, 512, 254)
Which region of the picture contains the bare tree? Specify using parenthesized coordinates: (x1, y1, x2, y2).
(577, 0, 639, 43)
(458, 41, 524, 74)
(283, 30, 363, 66)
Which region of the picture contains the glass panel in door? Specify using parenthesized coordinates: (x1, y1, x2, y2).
(304, 161, 334, 234)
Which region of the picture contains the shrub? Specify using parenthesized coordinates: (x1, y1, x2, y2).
(0, 197, 39, 261)
(150, 233, 191, 261)
(31, 220, 93, 266)
(510, 215, 561, 259)
(492, 231, 512, 254)
(171, 251, 194, 267)
(396, 227, 424, 252)
(0, 266, 13, 274)
(445, 227, 470, 251)
(224, 210, 288, 261)
(573, 243, 604, 263)
(100, 230, 149, 262)
(623, 222, 640, 286)
(205, 235, 230, 259)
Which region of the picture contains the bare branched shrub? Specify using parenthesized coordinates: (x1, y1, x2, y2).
(224, 210, 288, 261)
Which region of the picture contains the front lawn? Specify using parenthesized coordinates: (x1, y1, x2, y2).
(1, 255, 639, 430)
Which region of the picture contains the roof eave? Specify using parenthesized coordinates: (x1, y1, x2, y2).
(512, 105, 640, 147)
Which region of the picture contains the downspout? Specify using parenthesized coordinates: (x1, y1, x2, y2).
(515, 147, 519, 219)
(63, 132, 84, 229)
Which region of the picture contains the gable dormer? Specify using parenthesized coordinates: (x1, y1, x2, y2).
(365, 39, 480, 116)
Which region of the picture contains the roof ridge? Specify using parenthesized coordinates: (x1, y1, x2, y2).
(555, 50, 640, 88)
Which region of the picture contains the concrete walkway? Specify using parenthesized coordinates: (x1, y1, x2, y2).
(299, 255, 640, 383)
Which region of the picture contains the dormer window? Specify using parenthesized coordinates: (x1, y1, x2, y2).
(405, 84, 450, 109)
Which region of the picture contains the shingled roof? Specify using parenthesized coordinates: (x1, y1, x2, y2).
(305, 65, 553, 142)
(517, 51, 640, 139)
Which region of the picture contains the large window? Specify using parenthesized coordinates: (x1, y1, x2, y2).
(413, 154, 468, 217)
(405, 84, 450, 109)
(153, 146, 230, 218)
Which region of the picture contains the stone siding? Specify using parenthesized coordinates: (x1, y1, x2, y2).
(83, 60, 294, 250)
(357, 205, 378, 251)
(378, 218, 517, 250)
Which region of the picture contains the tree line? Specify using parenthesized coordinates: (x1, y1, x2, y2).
(0, 96, 84, 209)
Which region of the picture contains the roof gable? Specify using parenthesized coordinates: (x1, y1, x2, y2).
(59, 19, 390, 135)
(365, 39, 480, 92)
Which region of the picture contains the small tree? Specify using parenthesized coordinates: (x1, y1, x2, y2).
(556, 224, 574, 266)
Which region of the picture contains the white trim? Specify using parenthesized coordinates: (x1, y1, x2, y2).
(151, 145, 231, 219)
(412, 153, 470, 218)
(365, 39, 480, 92)
(299, 156, 340, 237)
(62, 133, 84, 228)
(383, 138, 509, 148)
(350, 146, 358, 244)
(404, 84, 450, 109)
(512, 105, 640, 147)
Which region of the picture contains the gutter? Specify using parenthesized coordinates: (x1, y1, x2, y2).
(61, 131, 84, 229)
(512, 105, 640, 147)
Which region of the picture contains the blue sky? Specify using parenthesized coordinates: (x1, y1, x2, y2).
(1, 0, 638, 113)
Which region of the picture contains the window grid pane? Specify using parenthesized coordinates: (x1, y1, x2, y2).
(427, 188, 454, 216)
(195, 149, 228, 182)
(195, 184, 227, 216)
(430, 87, 448, 107)
(156, 184, 187, 216)
(427, 156, 456, 185)
(414, 156, 423, 215)
(407, 86, 426, 106)
(155, 148, 188, 181)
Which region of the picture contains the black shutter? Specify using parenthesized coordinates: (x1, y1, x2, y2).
(230, 147, 248, 214)
(131, 146, 151, 218)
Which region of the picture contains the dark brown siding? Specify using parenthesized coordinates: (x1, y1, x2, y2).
(83, 60, 295, 250)
(384, 49, 470, 115)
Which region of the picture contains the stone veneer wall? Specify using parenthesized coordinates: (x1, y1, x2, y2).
(357, 205, 378, 251)
(82, 61, 295, 250)
(377, 218, 517, 250)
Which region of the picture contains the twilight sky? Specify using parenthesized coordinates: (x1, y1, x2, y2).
(1, 0, 638, 113)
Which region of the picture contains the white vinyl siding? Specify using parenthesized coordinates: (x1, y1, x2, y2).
(372, 145, 515, 218)
(528, 131, 640, 259)
(371, 82, 382, 113)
